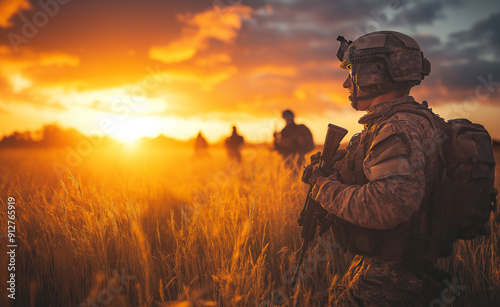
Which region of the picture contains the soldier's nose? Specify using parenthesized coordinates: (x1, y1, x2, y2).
(343, 75, 352, 89)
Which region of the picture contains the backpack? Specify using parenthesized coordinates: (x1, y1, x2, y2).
(392, 101, 497, 245)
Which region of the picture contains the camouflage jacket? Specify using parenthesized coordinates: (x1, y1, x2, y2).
(312, 96, 441, 230)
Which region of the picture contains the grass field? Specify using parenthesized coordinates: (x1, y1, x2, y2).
(0, 145, 499, 306)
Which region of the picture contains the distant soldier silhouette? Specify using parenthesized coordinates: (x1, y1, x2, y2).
(273, 109, 314, 166)
(225, 126, 245, 162)
(194, 132, 209, 157)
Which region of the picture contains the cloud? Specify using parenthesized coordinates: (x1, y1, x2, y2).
(38, 53, 80, 67)
(392, 0, 463, 26)
(162, 65, 239, 92)
(0, 45, 79, 109)
(250, 65, 297, 78)
(149, 41, 197, 64)
(0, 46, 80, 86)
(149, 5, 253, 64)
(395, 1, 446, 26)
(448, 11, 500, 57)
(0, 0, 30, 28)
(411, 11, 500, 105)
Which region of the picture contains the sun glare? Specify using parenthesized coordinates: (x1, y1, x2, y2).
(107, 117, 161, 145)
(112, 129, 142, 144)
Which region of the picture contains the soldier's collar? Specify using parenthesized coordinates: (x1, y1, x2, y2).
(358, 96, 416, 128)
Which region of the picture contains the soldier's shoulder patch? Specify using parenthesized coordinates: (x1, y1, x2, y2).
(365, 121, 412, 181)
(371, 123, 398, 148)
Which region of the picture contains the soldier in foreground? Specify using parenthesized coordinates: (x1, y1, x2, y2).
(274, 109, 315, 167)
(225, 126, 245, 162)
(307, 31, 450, 305)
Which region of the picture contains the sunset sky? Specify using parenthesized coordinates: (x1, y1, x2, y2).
(0, 0, 499, 144)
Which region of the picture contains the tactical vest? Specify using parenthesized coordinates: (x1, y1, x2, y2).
(329, 102, 452, 260)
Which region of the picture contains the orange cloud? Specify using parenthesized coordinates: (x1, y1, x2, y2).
(293, 80, 349, 106)
(195, 53, 231, 66)
(164, 65, 238, 91)
(39, 53, 80, 67)
(0, 46, 80, 110)
(149, 5, 253, 64)
(149, 40, 197, 64)
(0, 0, 30, 28)
(0, 47, 79, 90)
(251, 65, 297, 78)
(0, 46, 79, 68)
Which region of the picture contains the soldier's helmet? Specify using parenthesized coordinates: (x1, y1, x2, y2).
(337, 31, 431, 96)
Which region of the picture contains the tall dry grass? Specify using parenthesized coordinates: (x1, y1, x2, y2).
(0, 146, 499, 306)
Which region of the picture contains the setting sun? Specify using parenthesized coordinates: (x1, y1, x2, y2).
(106, 116, 162, 144)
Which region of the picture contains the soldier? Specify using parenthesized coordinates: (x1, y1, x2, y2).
(308, 31, 451, 305)
(225, 126, 245, 162)
(194, 131, 209, 157)
(274, 109, 315, 166)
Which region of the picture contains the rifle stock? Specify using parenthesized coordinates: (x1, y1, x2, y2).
(291, 123, 348, 290)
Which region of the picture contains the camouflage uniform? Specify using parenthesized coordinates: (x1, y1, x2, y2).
(312, 96, 449, 306)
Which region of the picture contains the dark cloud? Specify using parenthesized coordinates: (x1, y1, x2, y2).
(413, 34, 441, 50)
(439, 61, 500, 92)
(395, 1, 445, 25)
(449, 11, 500, 56)
(414, 11, 500, 105)
(392, 0, 463, 26)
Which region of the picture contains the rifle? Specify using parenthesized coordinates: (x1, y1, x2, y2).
(291, 123, 348, 290)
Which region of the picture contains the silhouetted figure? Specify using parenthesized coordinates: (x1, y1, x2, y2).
(273, 110, 314, 166)
(194, 132, 209, 157)
(225, 126, 245, 162)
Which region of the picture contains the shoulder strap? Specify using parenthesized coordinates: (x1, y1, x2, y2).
(382, 100, 448, 162)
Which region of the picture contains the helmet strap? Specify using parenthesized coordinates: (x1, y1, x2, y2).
(349, 83, 389, 110)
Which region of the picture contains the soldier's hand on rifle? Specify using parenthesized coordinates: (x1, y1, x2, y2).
(301, 151, 321, 184)
(311, 171, 342, 201)
(303, 149, 347, 185)
(309, 166, 327, 185)
(331, 149, 347, 167)
(310, 151, 321, 164)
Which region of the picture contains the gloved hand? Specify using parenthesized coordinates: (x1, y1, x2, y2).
(302, 152, 321, 184)
(302, 149, 347, 185)
(311, 171, 342, 203)
(309, 166, 327, 185)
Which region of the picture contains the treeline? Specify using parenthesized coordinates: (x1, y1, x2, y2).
(0, 125, 192, 149)
(0, 125, 117, 148)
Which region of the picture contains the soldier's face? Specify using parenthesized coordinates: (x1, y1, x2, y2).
(343, 74, 371, 111)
